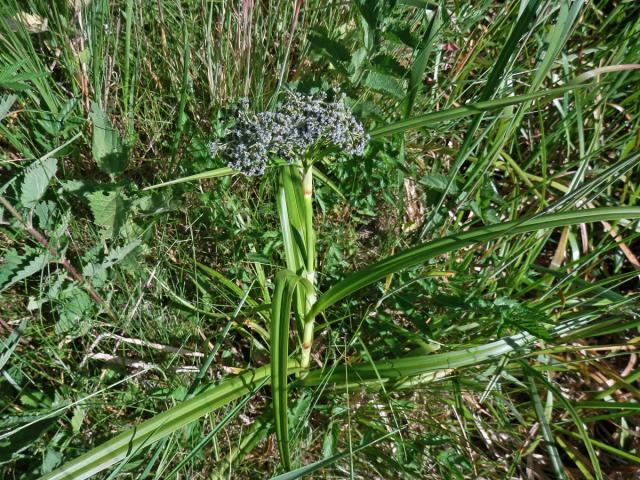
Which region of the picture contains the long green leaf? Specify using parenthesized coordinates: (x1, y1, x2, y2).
(303, 330, 536, 388)
(40, 320, 584, 480)
(404, 6, 441, 117)
(526, 369, 567, 479)
(142, 167, 236, 190)
(305, 207, 640, 322)
(370, 83, 584, 137)
(38, 364, 287, 480)
(526, 366, 604, 479)
(271, 270, 309, 471)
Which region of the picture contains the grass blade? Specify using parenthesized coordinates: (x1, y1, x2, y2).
(142, 167, 237, 190)
(270, 430, 399, 480)
(525, 369, 567, 479)
(525, 364, 604, 479)
(370, 84, 585, 137)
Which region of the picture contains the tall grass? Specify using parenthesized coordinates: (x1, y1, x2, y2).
(1, 0, 640, 478)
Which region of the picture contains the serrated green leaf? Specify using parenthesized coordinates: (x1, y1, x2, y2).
(86, 189, 129, 240)
(0, 94, 18, 121)
(503, 305, 552, 340)
(55, 288, 92, 336)
(0, 249, 23, 288)
(90, 102, 127, 175)
(363, 71, 405, 99)
(20, 157, 57, 208)
(34, 200, 57, 232)
(82, 240, 140, 278)
(308, 29, 350, 64)
(420, 174, 459, 193)
(0, 319, 26, 371)
(0, 251, 50, 292)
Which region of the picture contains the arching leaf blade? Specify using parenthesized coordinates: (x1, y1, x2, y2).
(305, 207, 640, 322)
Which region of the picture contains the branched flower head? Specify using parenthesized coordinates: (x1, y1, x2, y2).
(213, 91, 369, 176)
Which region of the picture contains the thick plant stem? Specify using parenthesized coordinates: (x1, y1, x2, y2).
(300, 166, 316, 370)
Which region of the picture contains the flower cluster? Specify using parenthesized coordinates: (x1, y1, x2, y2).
(213, 92, 369, 176)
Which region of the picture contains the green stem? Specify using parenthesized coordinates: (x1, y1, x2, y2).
(301, 166, 317, 369)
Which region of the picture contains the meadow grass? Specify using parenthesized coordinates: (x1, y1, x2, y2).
(1, 0, 640, 478)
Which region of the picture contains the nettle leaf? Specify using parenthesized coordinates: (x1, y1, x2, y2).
(371, 54, 407, 78)
(82, 240, 141, 279)
(34, 200, 57, 232)
(20, 157, 58, 208)
(308, 29, 350, 69)
(494, 298, 552, 340)
(55, 287, 93, 336)
(349, 47, 368, 80)
(0, 249, 23, 288)
(42, 449, 63, 475)
(420, 174, 460, 194)
(363, 71, 406, 99)
(384, 26, 419, 48)
(0, 250, 51, 293)
(90, 102, 128, 175)
(86, 189, 129, 240)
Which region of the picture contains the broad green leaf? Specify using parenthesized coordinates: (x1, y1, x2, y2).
(70, 407, 84, 433)
(33, 200, 57, 232)
(90, 102, 127, 175)
(303, 329, 535, 388)
(308, 29, 350, 63)
(54, 288, 93, 336)
(85, 189, 129, 240)
(42, 449, 63, 475)
(20, 157, 57, 208)
(277, 166, 307, 327)
(363, 71, 405, 99)
(305, 207, 640, 323)
(82, 240, 140, 278)
(39, 322, 577, 480)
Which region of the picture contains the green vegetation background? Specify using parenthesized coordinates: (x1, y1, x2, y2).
(1, 0, 640, 478)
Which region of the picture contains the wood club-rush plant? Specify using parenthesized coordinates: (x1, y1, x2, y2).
(41, 86, 640, 479)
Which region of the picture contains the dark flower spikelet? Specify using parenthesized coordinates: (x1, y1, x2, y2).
(212, 92, 369, 176)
